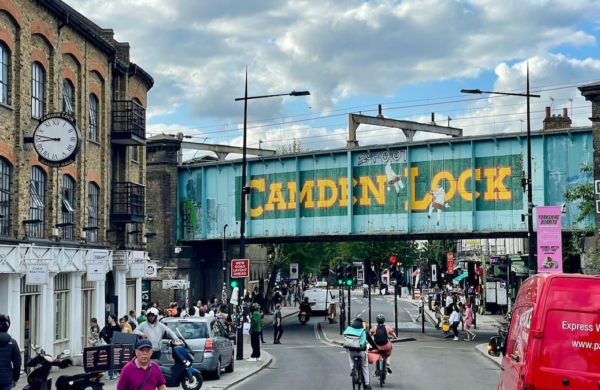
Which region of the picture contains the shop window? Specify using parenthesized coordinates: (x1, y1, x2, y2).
(0, 158, 11, 236)
(87, 182, 99, 243)
(54, 273, 70, 341)
(29, 167, 46, 238)
(61, 175, 76, 240)
(0, 42, 10, 105)
(31, 62, 45, 118)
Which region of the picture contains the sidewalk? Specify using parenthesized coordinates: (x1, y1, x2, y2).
(15, 307, 298, 390)
(475, 343, 502, 367)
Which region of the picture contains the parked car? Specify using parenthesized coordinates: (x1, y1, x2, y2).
(160, 317, 235, 380)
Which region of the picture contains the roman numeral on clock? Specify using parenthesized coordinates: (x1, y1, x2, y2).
(67, 145, 74, 151)
(70, 137, 76, 142)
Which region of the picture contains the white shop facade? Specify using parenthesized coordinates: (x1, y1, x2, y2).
(0, 244, 153, 365)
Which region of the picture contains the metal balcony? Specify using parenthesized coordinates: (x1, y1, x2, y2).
(111, 100, 146, 145)
(111, 182, 145, 223)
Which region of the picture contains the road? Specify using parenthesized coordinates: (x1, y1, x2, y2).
(233, 290, 500, 389)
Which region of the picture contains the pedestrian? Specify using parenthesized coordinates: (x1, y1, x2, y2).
(116, 339, 167, 390)
(101, 313, 122, 379)
(0, 314, 21, 390)
(445, 292, 454, 316)
(433, 302, 442, 329)
(463, 303, 476, 341)
(458, 302, 465, 330)
(87, 318, 101, 347)
(247, 303, 262, 361)
(273, 304, 283, 344)
(449, 306, 461, 341)
(137, 310, 147, 325)
(128, 310, 138, 330)
(281, 283, 289, 307)
(120, 317, 132, 333)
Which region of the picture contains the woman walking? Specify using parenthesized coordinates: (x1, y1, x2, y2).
(101, 313, 121, 379)
(463, 303, 476, 341)
(87, 318, 101, 347)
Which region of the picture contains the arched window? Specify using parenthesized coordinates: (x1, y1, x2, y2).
(0, 158, 11, 236)
(29, 166, 46, 238)
(62, 78, 75, 116)
(61, 175, 76, 240)
(31, 62, 45, 118)
(0, 42, 10, 105)
(87, 182, 99, 243)
(88, 94, 99, 141)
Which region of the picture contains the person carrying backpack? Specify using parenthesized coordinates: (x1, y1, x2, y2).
(343, 317, 378, 390)
(369, 314, 397, 374)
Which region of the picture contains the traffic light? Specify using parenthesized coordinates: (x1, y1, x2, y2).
(336, 265, 344, 286)
(390, 254, 397, 266)
(364, 258, 372, 284)
(345, 264, 354, 286)
(230, 279, 239, 288)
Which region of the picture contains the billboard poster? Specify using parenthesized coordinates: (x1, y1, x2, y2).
(446, 252, 455, 274)
(536, 206, 563, 273)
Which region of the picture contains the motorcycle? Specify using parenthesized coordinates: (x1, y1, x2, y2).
(299, 311, 309, 324)
(153, 337, 203, 390)
(24, 345, 105, 390)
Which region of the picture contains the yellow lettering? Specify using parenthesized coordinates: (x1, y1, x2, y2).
(338, 178, 358, 207)
(265, 182, 286, 211)
(484, 167, 512, 200)
(359, 175, 386, 206)
(287, 181, 297, 209)
(250, 178, 265, 218)
(409, 167, 431, 211)
(431, 171, 456, 201)
(458, 169, 481, 201)
(300, 180, 315, 209)
(316, 179, 337, 208)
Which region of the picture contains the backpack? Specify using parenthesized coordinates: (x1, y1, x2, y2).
(374, 325, 388, 346)
(343, 331, 363, 350)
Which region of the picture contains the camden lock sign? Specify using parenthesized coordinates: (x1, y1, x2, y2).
(238, 154, 522, 219)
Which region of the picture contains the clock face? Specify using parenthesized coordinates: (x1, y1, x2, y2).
(33, 117, 82, 166)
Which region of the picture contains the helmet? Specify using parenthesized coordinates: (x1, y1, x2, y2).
(0, 314, 10, 333)
(303, 297, 309, 303)
(376, 314, 385, 324)
(251, 303, 261, 312)
(146, 308, 159, 317)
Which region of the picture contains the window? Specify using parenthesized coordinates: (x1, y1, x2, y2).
(130, 146, 139, 161)
(31, 62, 45, 118)
(54, 273, 70, 341)
(0, 158, 10, 236)
(87, 182, 99, 243)
(62, 79, 75, 116)
(29, 167, 46, 238)
(164, 321, 210, 339)
(61, 175, 75, 240)
(0, 42, 9, 105)
(88, 94, 99, 141)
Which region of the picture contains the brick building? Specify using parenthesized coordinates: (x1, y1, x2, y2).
(0, 0, 152, 364)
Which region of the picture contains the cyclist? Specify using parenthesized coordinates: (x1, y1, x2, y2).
(369, 314, 397, 374)
(343, 317, 378, 390)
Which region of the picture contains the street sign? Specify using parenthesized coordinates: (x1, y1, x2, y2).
(390, 278, 397, 287)
(231, 259, 250, 278)
(536, 206, 563, 273)
(290, 263, 299, 279)
(431, 264, 437, 281)
(414, 288, 421, 299)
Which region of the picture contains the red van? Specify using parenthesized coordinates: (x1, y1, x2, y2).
(490, 273, 600, 389)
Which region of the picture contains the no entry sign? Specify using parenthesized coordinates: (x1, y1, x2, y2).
(231, 259, 250, 278)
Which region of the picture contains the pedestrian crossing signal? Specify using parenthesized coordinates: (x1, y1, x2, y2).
(230, 280, 238, 288)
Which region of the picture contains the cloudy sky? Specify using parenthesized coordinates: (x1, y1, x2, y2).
(67, 0, 600, 159)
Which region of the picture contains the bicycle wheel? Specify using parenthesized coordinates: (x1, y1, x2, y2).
(379, 359, 386, 387)
(351, 366, 359, 390)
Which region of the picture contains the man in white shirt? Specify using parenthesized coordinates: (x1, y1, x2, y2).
(445, 294, 454, 316)
(449, 306, 461, 341)
(362, 283, 369, 298)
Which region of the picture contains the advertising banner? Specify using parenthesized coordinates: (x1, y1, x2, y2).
(446, 252, 455, 274)
(536, 206, 563, 273)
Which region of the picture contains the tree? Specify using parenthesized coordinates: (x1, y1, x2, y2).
(276, 138, 309, 155)
(564, 164, 594, 223)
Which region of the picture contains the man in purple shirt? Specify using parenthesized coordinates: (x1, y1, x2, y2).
(117, 339, 166, 390)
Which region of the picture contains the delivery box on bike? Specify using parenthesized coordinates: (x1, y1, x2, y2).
(492, 273, 600, 390)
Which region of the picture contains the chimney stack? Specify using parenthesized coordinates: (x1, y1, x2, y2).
(543, 106, 572, 131)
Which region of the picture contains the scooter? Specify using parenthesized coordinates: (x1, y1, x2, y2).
(154, 337, 203, 390)
(24, 345, 105, 390)
(299, 311, 309, 324)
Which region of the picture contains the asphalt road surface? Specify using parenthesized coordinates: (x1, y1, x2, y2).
(232, 290, 500, 389)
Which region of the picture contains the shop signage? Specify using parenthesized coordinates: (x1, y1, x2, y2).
(113, 251, 128, 266)
(129, 263, 145, 278)
(446, 252, 455, 274)
(162, 280, 189, 290)
(86, 264, 105, 281)
(26, 263, 49, 285)
(93, 251, 108, 261)
(144, 262, 157, 277)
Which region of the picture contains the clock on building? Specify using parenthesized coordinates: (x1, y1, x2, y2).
(31, 113, 82, 167)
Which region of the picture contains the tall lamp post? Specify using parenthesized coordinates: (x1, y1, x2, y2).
(461, 64, 541, 276)
(234, 69, 310, 360)
(222, 224, 228, 304)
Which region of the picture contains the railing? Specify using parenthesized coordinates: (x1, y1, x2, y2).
(111, 100, 146, 142)
(111, 182, 145, 223)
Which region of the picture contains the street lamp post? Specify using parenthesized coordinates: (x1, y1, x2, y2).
(234, 69, 309, 360)
(222, 224, 228, 303)
(461, 64, 541, 275)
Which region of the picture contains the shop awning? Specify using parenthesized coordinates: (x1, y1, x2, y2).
(452, 273, 468, 284)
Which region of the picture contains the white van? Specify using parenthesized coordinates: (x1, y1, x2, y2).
(303, 288, 334, 313)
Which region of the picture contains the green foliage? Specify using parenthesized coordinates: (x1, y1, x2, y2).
(276, 139, 310, 155)
(564, 164, 594, 223)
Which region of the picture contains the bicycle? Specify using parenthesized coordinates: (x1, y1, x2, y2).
(351, 355, 367, 390)
(375, 354, 387, 387)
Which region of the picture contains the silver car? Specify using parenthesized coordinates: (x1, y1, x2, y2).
(159, 317, 235, 380)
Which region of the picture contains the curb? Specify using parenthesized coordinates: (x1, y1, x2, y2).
(474, 343, 502, 368)
(215, 350, 274, 390)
